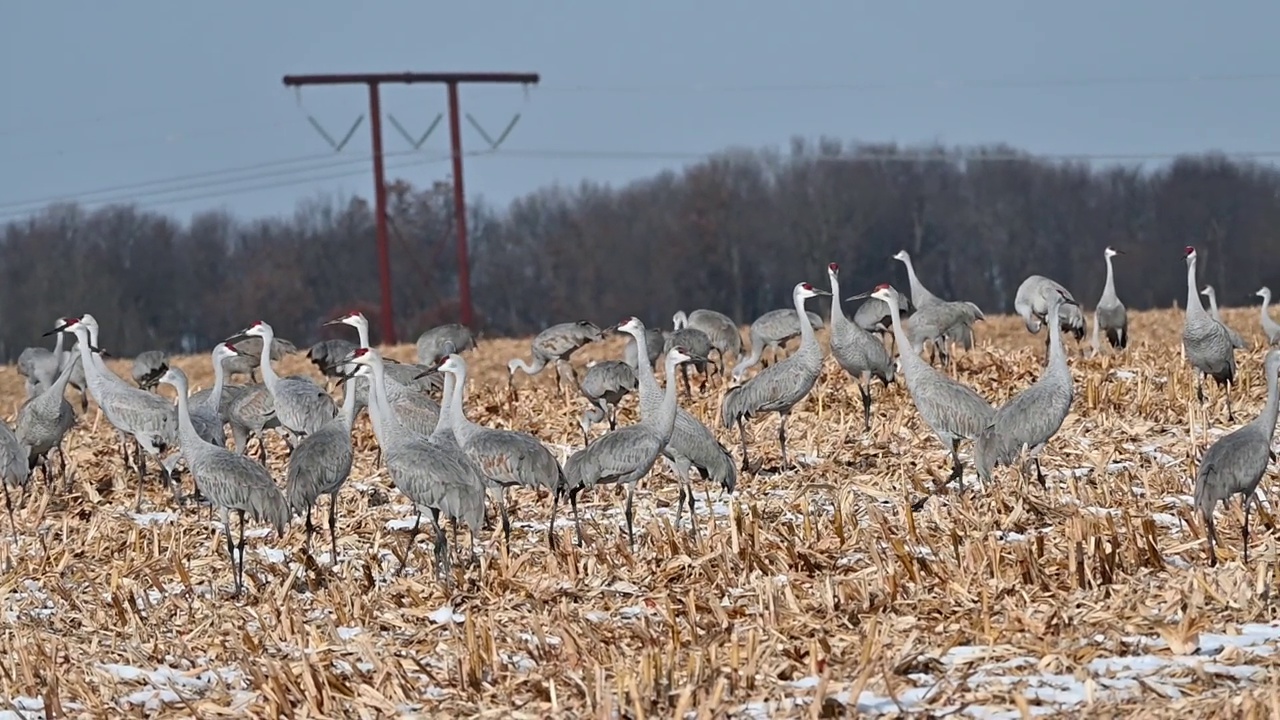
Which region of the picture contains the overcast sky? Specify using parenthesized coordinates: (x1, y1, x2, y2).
(2, 1, 1277, 224)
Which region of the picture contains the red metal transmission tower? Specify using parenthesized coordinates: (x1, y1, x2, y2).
(282, 72, 540, 344)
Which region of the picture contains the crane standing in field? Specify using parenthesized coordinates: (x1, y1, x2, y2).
(1256, 287, 1280, 346)
(976, 289, 1077, 488)
(674, 308, 742, 377)
(891, 249, 976, 356)
(560, 346, 701, 548)
(865, 284, 994, 490)
(0, 415, 30, 547)
(416, 323, 477, 368)
(1014, 275, 1087, 352)
(16, 355, 79, 488)
(826, 262, 895, 432)
(1194, 348, 1280, 566)
(285, 375, 357, 564)
(507, 320, 603, 400)
(1183, 247, 1239, 422)
(159, 367, 290, 596)
(618, 317, 736, 539)
(732, 307, 825, 380)
(231, 321, 336, 446)
(664, 323, 715, 397)
(721, 282, 829, 473)
(1200, 285, 1247, 350)
(1092, 247, 1129, 355)
(623, 326, 665, 372)
(222, 335, 297, 384)
(577, 360, 637, 444)
(131, 350, 170, 392)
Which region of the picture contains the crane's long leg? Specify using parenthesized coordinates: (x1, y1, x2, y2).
(1243, 492, 1254, 564)
(1034, 459, 1046, 488)
(679, 364, 693, 400)
(623, 483, 636, 548)
(398, 510, 422, 576)
(1, 481, 18, 546)
(549, 488, 561, 551)
(569, 487, 584, 547)
(220, 507, 236, 593)
(327, 493, 339, 564)
(736, 418, 751, 473)
(498, 486, 511, 547)
(430, 508, 452, 582)
(1203, 502, 1218, 566)
(132, 448, 146, 511)
(948, 438, 964, 490)
(859, 371, 873, 432)
(777, 412, 791, 471)
(303, 504, 315, 557)
(1225, 380, 1235, 423)
(236, 509, 247, 596)
(1196, 373, 1206, 405)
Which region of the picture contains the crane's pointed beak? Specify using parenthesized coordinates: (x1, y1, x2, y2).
(43, 322, 73, 337)
(224, 332, 251, 345)
(845, 292, 872, 301)
(322, 317, 345, 327)
(1114, 249, 1127, 255)
(812, 289, 832, 297)
(413, 366, 438, 380)
(92, 345, 111, 358)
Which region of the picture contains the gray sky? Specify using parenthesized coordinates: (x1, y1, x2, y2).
(2, 1, 1277, 223)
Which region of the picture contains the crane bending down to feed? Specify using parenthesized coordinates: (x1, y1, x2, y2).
(507, 320, 603, 400)
(1255, 287, 1280, 346)
(664, 324, 715, 396)
(1183, 247, 1239, 422)
(1014, 275, 1086, 351)
(1092, 246, 1129, 354)
(49, 316, 180, 509)
(862, 284, 994, 490)
(1195, 348, 1280, 566)
(674, 309, 742, 377)
(433, 353, 566, 547)
(285, 375, 357, 563)
(826, 262, 895, 431)
(560, 346, 701, 548)
(230, 321, 336, 446)
(976, 289, 1077, 488)
(905, 299, 984, 368)
(1200, 285, 1247, 350)
(577, 360, 637, 444)
(160, 367, 290, 596)
(721, 282, 829, 473)
(618, 317, 736, 539)
(416, 323, 477, 367)
(131, 350, 170, 392)
(732, 307, 825, 380)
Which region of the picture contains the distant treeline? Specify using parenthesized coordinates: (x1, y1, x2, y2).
(3, 137, 1277, 360)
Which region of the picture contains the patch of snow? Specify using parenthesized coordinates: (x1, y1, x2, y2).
(129, 511, 178, 526)
(336, 626, 363, 641)
(427, 605, 465, 625)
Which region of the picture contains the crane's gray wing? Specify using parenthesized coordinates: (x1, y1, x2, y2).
(565, 426, 664, 487)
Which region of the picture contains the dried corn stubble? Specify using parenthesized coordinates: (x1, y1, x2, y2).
(1, 307, 1279, 717)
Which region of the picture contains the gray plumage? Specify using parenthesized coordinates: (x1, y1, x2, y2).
(827, 263, 895, 432)
(872, 284, 994, 487)
(1093, 247, 1129, 352)
(976, 291, 1076, 487)
(221, 335, 297, 383)
(307, 339, 359, 381)
(577, 359, 638, 443)
(1194, 348, 1280, 566)
(892, 250, 981, 360)
(507, 320, 604, 397)
(1200, 285, 1247, 350)
(1015, 275, 1086, 344)
(721, 282, 829, 472)
(285, 376, 358, 562)
(416, 323, 477, 367)
(623, 327, 665, 371)
(0, 413, 30, 543)
(664, 326, 715, 395)
(225, 384, 281, 463)
(189, 343, 248, 422)
(1183, 247, 1239, 420)
(15, 354, 79, 486)
(852, 287, 913, 335)
(907, 300, 985, 366)
(58, 317, 180, 509)
(131, 350, 170, 391)
(351, 348, 487, 577)
(438, 353, 566, 547)
(323, 311, 445, 394)
(17, 331, 64, 399)
(620, 317, 736, 539)
(1256, 287, 1280, 346)
(674, 309, 743, 373)
(732, 307, 825, 380)
(561, 347, 696, 547)
(892, 249, 943, 310)
(238, 321, 336, 441)
(161, 367, 290, 596)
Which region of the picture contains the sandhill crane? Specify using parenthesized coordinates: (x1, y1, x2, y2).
(618, 317, 736, 539)
(285, 375, 357, 563)
(231, 321, 336, 445)
(674, 309, 742, 376)
(324, 311, 443, 393)
(905, 300, 984, 368)
(664, 325, 714, 396)
(852, 286, 913, 337)
(417, 323, 477, 367)
(1195, 348, 1280, 566)
(577, 360, 637, 444)
(891, 249, 973, 355)
(189, 343, 247, 423)
(1200, 285, 1247, 350)
(732, 307, 825, 380)
(346, 348, 487, 577)
(624, 327, 665, 371)
(226, 384, 281, 464)
(15, 355, 78, 488)
(159, 367, 289, 596)
(507, 320, 603, 399)
(976, 289, 1077, 487)
(1015, 276, 1086, 351)
(561, 346, 700, 547)
(864, 284, 994, 489)
(17, 332, 64, 399)
(1092, 247, 1129, 355)
(222, 335, 297, 384)
(307, 339, 358, 388)
(50, 317, 180, 509)
(1256, 287, 1280, 346)
(1183, 247, 1239, 421)
(826, 263, 895, 431)
(0, 415, 30, 546)
(131, 350, 169, 392)
(436, 353, 566, 547)
(721, 282, 829, 472)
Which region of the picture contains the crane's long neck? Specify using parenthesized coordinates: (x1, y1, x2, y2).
(171, 380, 201, 450)
(448, 365, 480, 444)
(339, 378, 358, 431)
(1207, 291, 1223, 320)
(50, 354, 79, 396)
(1186, 259, 1206, 315)
(433, 371, 455, 440)
(1046, 301, 1067, 373)
(1103, 256, 1116, 298)
(87, 323, 111, 377)
(828, 274, 847, 325)
(886, 297, 923, 371)
(258, 330, 280, 391)
(1256, 358, 1280, 436)
(732, 334, 765, 379)
(356, 320, 371, 349)
(72, 329, 103, 390)
(794, 291, 817, 348)
(654, 354, 681, 440)
(512, 356, 546, 375)
(1261, 293, 1272, 321)
(52, 332, 64, 359)
(209, 352, 227, 411)
(629, 327, 661, 400)
(365, 362, 396, 447)
(902, 256, 930, 305)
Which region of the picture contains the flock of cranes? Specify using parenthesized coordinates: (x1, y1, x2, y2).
(3, 245, 1280, 594)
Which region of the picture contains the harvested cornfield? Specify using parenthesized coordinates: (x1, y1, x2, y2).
(2, 306, 1280, 718)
